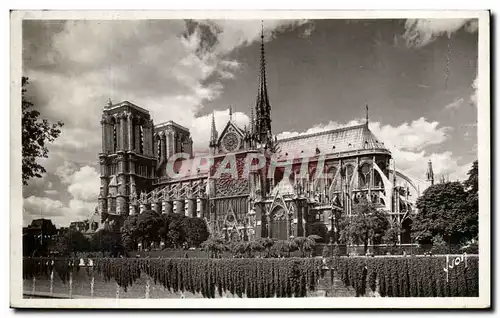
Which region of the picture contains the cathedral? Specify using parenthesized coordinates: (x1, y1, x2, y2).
(97, 29, 434, 245)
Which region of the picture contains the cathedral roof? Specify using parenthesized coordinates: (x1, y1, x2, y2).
(276, 123, 389, 159)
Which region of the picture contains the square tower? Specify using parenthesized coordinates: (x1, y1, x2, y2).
(98, 100, 157, 223)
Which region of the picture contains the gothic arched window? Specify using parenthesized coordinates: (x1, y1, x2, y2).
(345, 164, 354, 186)
(326, 166, 338, 189)
(359, 163, 371, 189)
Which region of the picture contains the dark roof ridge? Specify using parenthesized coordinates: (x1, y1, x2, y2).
(277, 123, 368, 143)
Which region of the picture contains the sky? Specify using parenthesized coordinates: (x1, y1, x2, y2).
(21, 18, 479, 227)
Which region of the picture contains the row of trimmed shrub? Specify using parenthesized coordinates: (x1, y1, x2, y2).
(23, 255, 479, 298)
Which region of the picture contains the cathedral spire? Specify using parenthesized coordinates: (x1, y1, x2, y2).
(210, 111, 218, 146)
(365, 104, 369, 126)
(250, 105, 255, 135)
(255, 20, 272, 146)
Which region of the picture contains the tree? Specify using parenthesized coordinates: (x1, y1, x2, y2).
(90, 229, 124, 257)
(339, 198, 389, 254)
(201, 237, 225, 258)
(463, 160, 479, 242)
(183, 217, 209, 247)
(383, 220, 403, 247)
(257, 237, 276, 258)
(121, 215, 139, 251)
(136, 210, 163, 248)
(413, 180, 476, 246)
(164, 213, 187, 248)
(293, 235, 321, 257)
(22, 77, 64, 185)
(51, 229, 90, 256)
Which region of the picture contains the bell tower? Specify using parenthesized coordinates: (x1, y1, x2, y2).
(98, 100, 157, 225)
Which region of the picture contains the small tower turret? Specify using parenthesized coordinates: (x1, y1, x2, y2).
(426, 159, 435, 185)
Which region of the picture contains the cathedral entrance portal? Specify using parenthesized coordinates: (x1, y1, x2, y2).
(269, 206, 288, 240)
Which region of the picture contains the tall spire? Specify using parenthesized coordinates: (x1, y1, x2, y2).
(365, 104, 369, 126)
(229, 105, 233, 121)
(250, 105, 254, 135)
(255, 20, 272, 146)
(210, 111, 218, 146)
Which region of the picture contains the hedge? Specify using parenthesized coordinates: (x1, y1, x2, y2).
(23, 257, 323, 298)
(23, 255, 478, 298)
(325, 255, 479, 297)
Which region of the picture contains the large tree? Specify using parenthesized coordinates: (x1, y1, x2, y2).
(413, 178, 477, 246)
(339, 198, 389, 253)
(136, 210, 164, 247)
(22, 77, 64, 185)
(51, 229, 90, 256)
(165, 213, 188, 248)
(90, 229, 124, 257)
(183, 217, 210, 247)
(121, 215, 139, 251)
(463, 160, 479, 241)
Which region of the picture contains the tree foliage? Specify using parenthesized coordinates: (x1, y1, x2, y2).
(339, 198, 389, 253)
(22, 77, 64, 185)
(183, 217, 210, 247)
(90, 229, 125, 257)
(51, 229, 90, 256)
(413, 171, 478, 246)
(119, 213, 210, 251)
(136, 210, 164, 246)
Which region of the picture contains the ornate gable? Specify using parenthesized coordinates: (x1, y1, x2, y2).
(218, 121, 245, 153)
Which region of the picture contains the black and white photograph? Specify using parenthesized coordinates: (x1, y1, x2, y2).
(9, 10, 490, 308)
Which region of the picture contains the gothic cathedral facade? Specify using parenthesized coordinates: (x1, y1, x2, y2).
(97, 30, 434, 245)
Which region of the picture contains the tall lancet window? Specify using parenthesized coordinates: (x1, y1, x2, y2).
(140, 125, 144, 154)
(359, 163, 371, 189)
(157, 136, 161, 161)
(112, 120, 117, 153)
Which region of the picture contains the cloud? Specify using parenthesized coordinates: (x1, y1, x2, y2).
(66, 166, 101, 202)
(190, 108, 250, 153)
(23, 19, 309, 226)
(24, 165, 100, 227)
(369, 118, 450, 152)
(401, 18, 478, 48)
(470, 75, 478, 105)
(23, 196, 95, 227)
(444, 97, 464, 111)
(277, 117, 467, 181)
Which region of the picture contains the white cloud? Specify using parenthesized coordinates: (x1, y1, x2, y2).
(470, 75, 478, 105)
(23, 196, 93, 227)
(444, 97, 464, 111)
(67, 166, 100, 202)
(190, 108, 250, 153)
(276, 117, 467, 181)
(369, 117, 450, 151)
(54, 161, 78, 184)
(23, 19, 309, 226)
(401, 18, 478, 48)
(24, 165, 100, 227)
